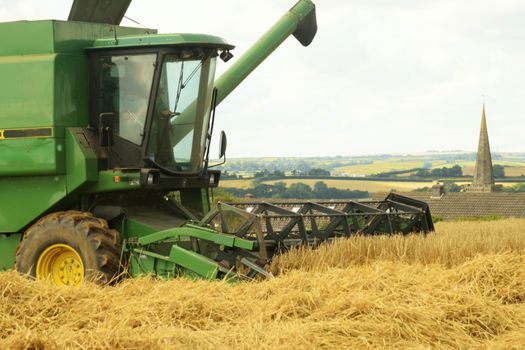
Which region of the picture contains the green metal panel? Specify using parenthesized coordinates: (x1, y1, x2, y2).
(0, 21, 55, 56)
(129, 249, 180, 279)
(0, 138, 65, 176)
(0, 54, 55, 128)
(65, 128, 98, 192)
(128, 246, 219, 279)
(53, 54, 89, 128)
(0, 20, 156, 56)
(116, 218, 158, 240)
(136, 225, 254, 251)
(0, 176, 67, 233)
(0, 234, 21, 270)
(180, 188, 211, 215)
(169, 245, 219, 279)
(83, 170, 141, 193)
(0, 51, 87, 130)
(90, 33, 233, 50)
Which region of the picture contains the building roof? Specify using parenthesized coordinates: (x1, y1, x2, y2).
(374, 192, 525, 219)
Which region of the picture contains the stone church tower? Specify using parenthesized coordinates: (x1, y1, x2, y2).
(468, 104, 495, 192)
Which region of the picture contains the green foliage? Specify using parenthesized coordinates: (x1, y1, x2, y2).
(502, 183, 525, 192)
(432, 216, 443, 223)
(413, 182, 461, 193)
(308, 168, 330, 177)
(210, 188, 239, 205)
(454, 215, 503, 222)
(413, 186, 432, 192)
(221, 171, 243, 179)
(223, 181, 368, 199)
(443, 181, 461, 192)
(493, 164, 505, 178)
(414, 165, 462, 178)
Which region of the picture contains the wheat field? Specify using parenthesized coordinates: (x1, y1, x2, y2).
(1, 219, 525, 349)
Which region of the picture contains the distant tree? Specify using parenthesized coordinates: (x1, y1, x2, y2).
(448, 165, 463, 177)
(223, 181, 368, 199)
(417, 166, 462, 178)
(313, 181, 329, 198)
(415, 169, 430, 177)
(443, 181, 461, 192)
(422, 161, 432, 169)
(271, 182, 287, 197)
(430, 168, 444, 177)
(493, 164, 505, 178)
(271, 170, 285, 178)
(251, 184, 273, 197)
(254, 170, 269, 178)
(284, 183, 312, 199)
(308, 168, 330, 177)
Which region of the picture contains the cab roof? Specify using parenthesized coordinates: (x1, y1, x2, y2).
(89, 33, 234, 50)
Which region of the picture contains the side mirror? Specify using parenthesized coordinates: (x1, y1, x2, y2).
(99, 113, 116, 147)
(219, 130, 227, 159)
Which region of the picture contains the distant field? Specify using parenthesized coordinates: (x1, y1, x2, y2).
(219, 179, 254, 189)
(334, 159, 525, 177)
(463, 164, 525, 177)
(220, 178, 521, 193)
(333, 160, 450, 176)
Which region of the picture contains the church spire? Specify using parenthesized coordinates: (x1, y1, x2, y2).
(471, 103, 495, 192)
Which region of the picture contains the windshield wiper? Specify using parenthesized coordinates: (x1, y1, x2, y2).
(172, 60, 204, 115)
(172, 61, 185, 115)
(182, 61, 203, 88)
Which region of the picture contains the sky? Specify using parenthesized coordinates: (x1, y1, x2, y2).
(1, 0, 524, 157)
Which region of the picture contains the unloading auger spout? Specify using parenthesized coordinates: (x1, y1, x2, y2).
(214, 0, 317, 105)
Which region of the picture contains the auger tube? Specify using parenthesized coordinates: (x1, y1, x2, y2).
(214, 0, 317, 105)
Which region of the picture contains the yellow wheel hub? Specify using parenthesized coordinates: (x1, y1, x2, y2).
(36, 244, 84, 286)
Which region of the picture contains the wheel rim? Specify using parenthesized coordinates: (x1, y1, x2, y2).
(36, 244, 84, 286)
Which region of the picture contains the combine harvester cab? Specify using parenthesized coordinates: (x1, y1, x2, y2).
(0, 0, 433, 284)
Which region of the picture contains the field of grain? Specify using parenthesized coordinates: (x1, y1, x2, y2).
(219, 178, 254, 189)
(1, 219, 525, 349)
(332, 159, 525, 177)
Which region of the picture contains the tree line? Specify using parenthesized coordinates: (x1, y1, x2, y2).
(223, 181, 368, 199)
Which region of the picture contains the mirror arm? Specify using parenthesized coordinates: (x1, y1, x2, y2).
(207, 156, 226, 169)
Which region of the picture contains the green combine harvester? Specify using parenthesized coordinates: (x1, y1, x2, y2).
(0, 0, 433, 285)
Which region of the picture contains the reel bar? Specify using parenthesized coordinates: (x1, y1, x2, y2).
(199, 193, 434, 258)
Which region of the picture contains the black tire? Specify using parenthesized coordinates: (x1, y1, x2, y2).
(15, 211, 121, 284)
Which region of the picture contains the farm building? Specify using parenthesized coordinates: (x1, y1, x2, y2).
(381, 185, 525, 220)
